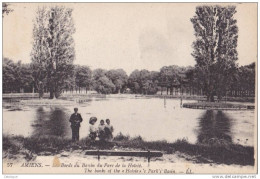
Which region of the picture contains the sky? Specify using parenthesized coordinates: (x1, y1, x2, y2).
(3, 3, 257, 75)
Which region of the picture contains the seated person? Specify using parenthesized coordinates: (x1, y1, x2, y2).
(98, 120, 106, 141)
(105, 119, 114, 141)
(89, 117, 97, 141)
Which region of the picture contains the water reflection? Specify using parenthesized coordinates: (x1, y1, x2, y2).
(31, 107, 71, 138)
(3, 98, 254, 146)
(36, 107, 45, 121)
(197, 110, 232, 145)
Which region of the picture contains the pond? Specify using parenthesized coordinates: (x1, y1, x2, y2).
(3, 96, 255, 146)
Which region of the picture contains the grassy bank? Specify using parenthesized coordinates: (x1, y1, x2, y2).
(182, 102, 254, 110)
(3, 133, 254, 166)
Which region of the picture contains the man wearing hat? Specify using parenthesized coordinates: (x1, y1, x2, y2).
(69, 108, 83, 141)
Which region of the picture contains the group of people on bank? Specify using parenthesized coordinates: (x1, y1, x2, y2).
(69, 108, 114, 142)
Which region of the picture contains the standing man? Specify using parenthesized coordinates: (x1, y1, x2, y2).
(69, 108, 83, 141)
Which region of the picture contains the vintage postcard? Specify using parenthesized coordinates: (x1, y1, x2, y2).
(2, 2, 257, 174)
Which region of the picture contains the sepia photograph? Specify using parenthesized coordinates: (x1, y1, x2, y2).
(2, 2, 257, 175)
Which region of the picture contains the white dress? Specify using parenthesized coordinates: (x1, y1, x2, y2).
(98, 124, 106, 132)
(89, 124, 97, 133)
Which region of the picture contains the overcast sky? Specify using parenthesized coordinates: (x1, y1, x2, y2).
(3, 3, 257, 74)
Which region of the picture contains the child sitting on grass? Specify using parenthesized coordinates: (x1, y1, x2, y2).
(89, 117, 97, 141)
(98, 120, 106, 141)
(105, 119, 114, 141)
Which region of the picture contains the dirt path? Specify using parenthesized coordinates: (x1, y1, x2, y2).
(3, 150, 256, 174)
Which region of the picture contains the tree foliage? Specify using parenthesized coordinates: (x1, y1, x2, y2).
(75, 65, 92, 92)
(106, 69, 128, 93)
(3, 58, 16, 93)
(230, 62, 255, 94)
(191, 5, 238, 101)
(128, 69, 159, 95)
(92, 69, 115, 94)
(3, 58, 255, 96)
(2, 3, 13, 17)
(3, 58, 33, 93)
(159, 66, 180, 87)
(31, 6, 75, 99)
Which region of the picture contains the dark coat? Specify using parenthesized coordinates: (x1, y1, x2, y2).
(69, 113, 83, 127)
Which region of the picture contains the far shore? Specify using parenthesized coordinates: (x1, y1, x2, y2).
(2, 92, 255, 103)
(182, 102, 255, 110)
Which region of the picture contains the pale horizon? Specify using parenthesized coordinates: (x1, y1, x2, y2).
(3, 3, 257, 75)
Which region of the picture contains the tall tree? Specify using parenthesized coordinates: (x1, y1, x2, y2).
(92, 69, 115, 94)
(106, 69, 128, 93)
(159, 66, 181, 95)
(3, 58, 16, 93)
(30, 7, 48, 95)
(75, 65, 92, 93)
(15, 61, 34, 93)
(31, 6, 75, 99)
(191, 6, 238, 101)
(236, 63, 255, 96)
(3, 58, 34, 93)
(128, 69, 159, 95)
(128, 70, 142, 94)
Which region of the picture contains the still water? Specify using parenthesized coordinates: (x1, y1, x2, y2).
(3, 96, 255, 146)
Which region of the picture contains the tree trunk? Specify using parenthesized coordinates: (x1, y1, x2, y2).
(54, 91, 60, 98)
(207, 93, 214, 102)
(50, 85, 54, 99)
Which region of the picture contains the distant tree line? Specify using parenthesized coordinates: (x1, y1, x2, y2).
(3, 57, 255, 98)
